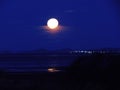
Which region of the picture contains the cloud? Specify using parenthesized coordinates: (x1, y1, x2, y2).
(64, 10, 76, 13)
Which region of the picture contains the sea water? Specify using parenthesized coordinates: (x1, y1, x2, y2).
(0, 56, 76, 72)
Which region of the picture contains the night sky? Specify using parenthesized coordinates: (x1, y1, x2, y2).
(0, 0, 120, 52)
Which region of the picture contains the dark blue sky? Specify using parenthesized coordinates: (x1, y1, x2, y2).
(0, 0, 120, 52)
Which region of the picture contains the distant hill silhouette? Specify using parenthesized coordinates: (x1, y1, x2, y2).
(0, 48, 120, 54)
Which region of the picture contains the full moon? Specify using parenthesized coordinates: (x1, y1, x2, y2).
(47, 18, 59, 29)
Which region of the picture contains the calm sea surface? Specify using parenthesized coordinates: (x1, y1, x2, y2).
(0, 55, 77, 72)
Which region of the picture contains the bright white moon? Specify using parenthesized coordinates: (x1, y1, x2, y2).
(47, 18, 59, 29)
